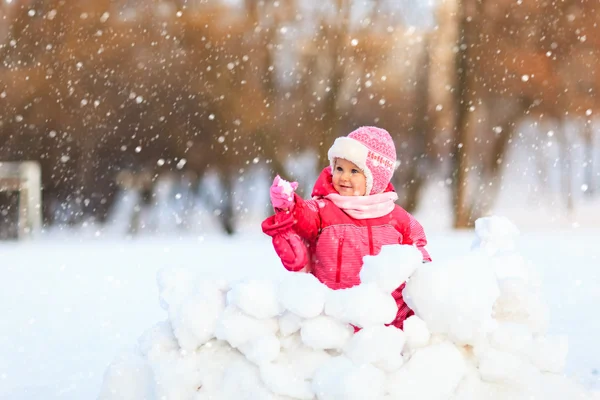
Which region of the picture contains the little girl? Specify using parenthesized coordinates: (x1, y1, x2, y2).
(262, 126, 431, 329)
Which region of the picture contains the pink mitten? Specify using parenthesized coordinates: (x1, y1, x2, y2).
(272, 231, 310, 272)
(269, 175, 299, 210)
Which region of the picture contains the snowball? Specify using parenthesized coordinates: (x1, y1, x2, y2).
(494, 277, 550, 334)
(191, 339, 250, 395)
(489, 322, 532, 359)
(472, 216, 520, 256)
(260, 342, 332, 398)
(214, 305, 278, 348)
(529, 334, 569, 373)
(324, 283, 397, 328)
(301, 315, 354, 351)
(312, 356, 386, 400)
(404, 251, 500, 345)
(138, 320, 179, 359)
(260, 363, 314, 399)
(452, 363, 529, 400)
(279, 272, 329, 318)
(477, 347, 541, 387)
(220, 358, 275, 400)
(98, 350, 153, 400)
(403, 315, 431, 351)
(344, 325, 405, 371)
(490, 253, 533, 282)
(168, 285, 226, 351)
(277, 177, 294, 199)
(227, 279, 284, 319)
(156, 265, 198, 310)
(280, 331, 303, 350)
(261, 343, 332, 398)
(283, 341, 333, 376)
(451, 364, 486, 400)
(150, 352, 205, 399)
(387, 341, 466, 399)
(238, 334, 281, 366)
(279, 311, 303, 336)
(147, 340, 259, 398)
(360, 244, 423, 292)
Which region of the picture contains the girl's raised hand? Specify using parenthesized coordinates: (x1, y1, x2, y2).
(270, 175, 298, 210)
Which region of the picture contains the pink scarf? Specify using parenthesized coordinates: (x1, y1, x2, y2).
(323, 192, 398, 219)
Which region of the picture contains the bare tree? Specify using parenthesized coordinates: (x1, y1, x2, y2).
(582, 121, 596, 197)
(436, 0, 600, 227)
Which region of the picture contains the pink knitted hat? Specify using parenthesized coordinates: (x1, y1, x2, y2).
(327, 126, 397, 195)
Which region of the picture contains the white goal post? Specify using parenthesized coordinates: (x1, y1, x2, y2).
(0, 161, 42, 239)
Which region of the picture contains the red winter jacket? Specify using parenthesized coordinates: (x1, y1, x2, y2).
(262, 167, 431, 329)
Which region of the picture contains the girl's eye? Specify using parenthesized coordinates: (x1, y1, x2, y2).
(351, 169, 359, 174)
(336, 166, 343, 172)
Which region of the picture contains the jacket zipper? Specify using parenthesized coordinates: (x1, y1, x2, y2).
(367, 225, 374, 255)
(336, 238, 344, 283)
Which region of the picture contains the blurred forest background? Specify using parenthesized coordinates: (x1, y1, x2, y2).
(0, 0, 599, 236)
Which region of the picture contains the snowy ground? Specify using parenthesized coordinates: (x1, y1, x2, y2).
(0, 227, 599, 399)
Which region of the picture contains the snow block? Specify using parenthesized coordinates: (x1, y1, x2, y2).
(387, 342, 466, 399)
(404, 251, 500, 346)
(324, 283, 397, 328)
(344, 325, 406, 372)
(279, 272, 329, 318)
(100, 215, 595, 400)
(312, 356, 386, 400)
(227, 279, 284, 319)
(360, 244, 422, 293)
(301, 315, 354, 351)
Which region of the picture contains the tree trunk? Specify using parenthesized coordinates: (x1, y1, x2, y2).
(218, 172, 236, 235)
(477, 122, 514, 215)
(583, 120, 595, 197)
(318, 0, 350, 164)
(402, 43, 431, 213)
(319, 59, 344, 163)
(204, 166, 237, 236)
(452, 0, 479, 228)
(476, 98, 525, 215)
(557, 123, 573, 211)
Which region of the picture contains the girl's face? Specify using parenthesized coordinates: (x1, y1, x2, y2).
(332, 158, 367, 196)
